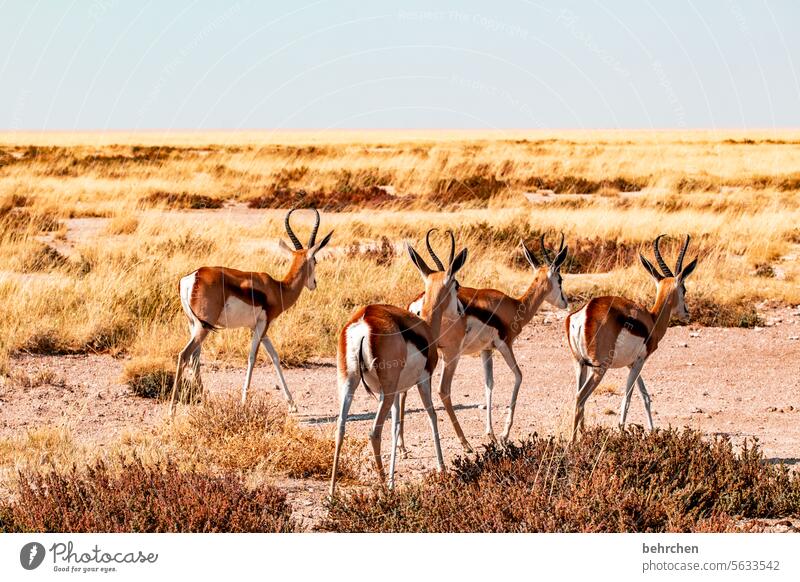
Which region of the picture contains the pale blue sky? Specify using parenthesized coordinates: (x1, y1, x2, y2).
(1, 0, 799, 129)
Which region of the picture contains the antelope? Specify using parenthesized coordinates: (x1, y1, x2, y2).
(400, 231, 569, 449)
(566, 234, 698, 440)
(168, 208, 333, 417)
(329, 240, 468, 497)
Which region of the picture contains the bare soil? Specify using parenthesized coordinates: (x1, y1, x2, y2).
(3, 305, 800, 529)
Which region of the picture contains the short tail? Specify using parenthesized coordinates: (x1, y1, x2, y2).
(356, 336, 376, 397)
(180, 275, 220, 331)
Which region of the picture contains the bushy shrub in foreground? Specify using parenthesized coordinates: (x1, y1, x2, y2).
(320, 426, 800, 532)
(0, 456, 296, 532)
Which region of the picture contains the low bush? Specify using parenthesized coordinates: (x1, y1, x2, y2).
(0, 456, 296, 532)
(140, 191, 224, 209)
(320, 427, 800, 532)
(246, 186, 397, 211)
(690, 296, 763, 328)
(172, 395, 364, 480)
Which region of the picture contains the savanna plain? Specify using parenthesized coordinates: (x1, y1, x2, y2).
(1, 130, 799, 532)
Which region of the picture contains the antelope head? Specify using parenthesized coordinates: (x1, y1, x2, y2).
(639, 234, 699, 323)
(520, 232, 569, 309)
(407, 236, 468, 323)
(277, 208, 334, 290)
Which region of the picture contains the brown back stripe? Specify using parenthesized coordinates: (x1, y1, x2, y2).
(615, 313, 649, 339)
(464, 303, 508, 340)
(397, 321, 430, 362)
(229, 285, 270, 312)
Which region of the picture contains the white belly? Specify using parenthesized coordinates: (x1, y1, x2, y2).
(219, 296, 263, 329)
(460, 315, 499, 354)
(397, 343, 427, 389)
(610, 329, 646, 368)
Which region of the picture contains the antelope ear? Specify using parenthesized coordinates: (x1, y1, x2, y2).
(407, 243, 433, 279)
(310, 230, 334, 257)
(639, 253, 664, 282)
(446, 248, 468, 282)
(678, 257, 698, 281)
(552, 245, 568, 271)
(520, 239, 539, 269)
(277, 238, 296, 258)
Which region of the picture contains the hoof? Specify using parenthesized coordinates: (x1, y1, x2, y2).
(462, 442, 474, 454)
(288, 402, 298, 414)
(486, 432, 498, 444)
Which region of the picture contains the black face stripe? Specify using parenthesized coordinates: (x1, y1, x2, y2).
(464, 304, 508, 340)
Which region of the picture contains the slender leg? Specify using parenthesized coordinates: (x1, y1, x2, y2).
(619, 360, 645, 427)
(417, 374, 445, 471)
(329, 374, 358, 497)
(572, 367, 606, 442)
(169, 328, 208, 417)
(260, 333, 296, 413)
(481, 349, 495, 442)
(241, 320, 266, 405)
(187, 344, 204, 403)
(388, 393, 402, 490)
(397, 391, 408, 458)
(437, 353, 473, 453)
(636, 375, 654, 431)
(497, 342, 523, 441)
(370, 392, 394, 485)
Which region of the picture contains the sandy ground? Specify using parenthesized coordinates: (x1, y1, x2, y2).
(3, 305, 800, 528)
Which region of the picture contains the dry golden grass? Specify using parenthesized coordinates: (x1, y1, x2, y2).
(0, 130, 798, 369)
(0, 395, 365, 499)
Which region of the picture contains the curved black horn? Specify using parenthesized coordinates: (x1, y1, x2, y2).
(308, 208, 321, 248)
(425, 228, 445, 271)
(446, 229, 455, 267)
(558, 231, 565, 252)
(653, 234, 674, 277)
(540, 233, 553, 264)
(284, 208, 303, 250)
(675, 234, 690, 274)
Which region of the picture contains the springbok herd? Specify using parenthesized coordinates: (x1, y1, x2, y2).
(167, 208, 698, 496)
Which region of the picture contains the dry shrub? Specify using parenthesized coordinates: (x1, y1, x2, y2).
(172, 395, 363, 480)
(430, 175, 508, 205)
(140, 191, 224, 209)
(557, 237, 639, 273)
(0, 456, 296, 532)
(121, 356, 198, 402)
(14, 242, 68, 272)
(691, 296, 762, 328)
(345, 236, 396, 266)
(104, 214, 139, 235)
(247, 186, 397, 211)
(525, 175, 645, 194)
(8, 369, 65, 389)
(320, 427, 800, 532)
(19, 329, 78, 356)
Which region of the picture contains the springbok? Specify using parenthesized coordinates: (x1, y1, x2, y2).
(168, 208, 333, 416)
(566, 234, 698, 440)
(400, 231, 569, 449)
(329, 241, 468, 496)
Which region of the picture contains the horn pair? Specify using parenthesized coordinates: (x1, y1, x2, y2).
(522, 231, 565, 267)
(425, 228, 456, 271)
(649, 234, 691, 278)
(284, 208, 321, 250)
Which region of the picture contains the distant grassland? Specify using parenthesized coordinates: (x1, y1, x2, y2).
(1, 130, 799, 374)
